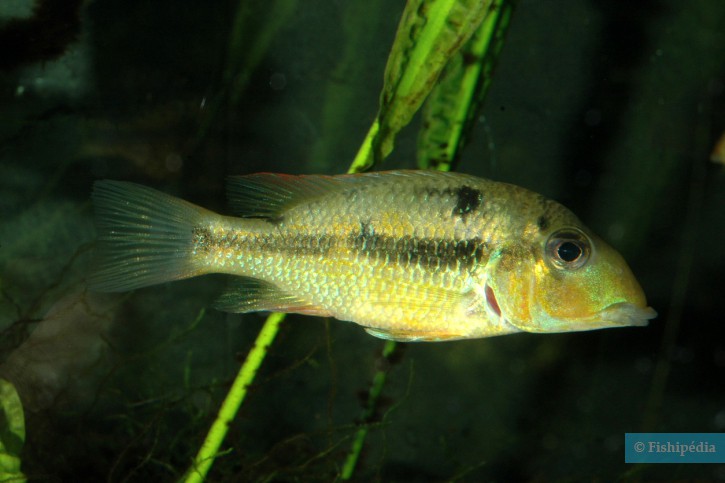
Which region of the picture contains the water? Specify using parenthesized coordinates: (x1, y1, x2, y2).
(0, 0, 723, 480)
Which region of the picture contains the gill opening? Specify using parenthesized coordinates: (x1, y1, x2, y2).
(485, 283, 501, 318)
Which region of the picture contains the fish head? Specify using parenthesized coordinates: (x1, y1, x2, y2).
(486, 222, 656, 334)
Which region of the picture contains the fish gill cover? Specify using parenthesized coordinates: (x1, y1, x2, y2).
(0, 0, 723, 481)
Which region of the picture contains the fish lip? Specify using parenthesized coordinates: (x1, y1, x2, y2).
(596, 302, 657, 327)
(519, 301, 657, 333)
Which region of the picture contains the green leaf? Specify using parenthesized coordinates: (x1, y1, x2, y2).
(355, 0, 495, 170)
(418, 0, 514, 171)
(0, 379, 26, 483)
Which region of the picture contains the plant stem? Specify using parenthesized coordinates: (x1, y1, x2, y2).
(340, 340, 397, 480)
(182, 312, 285, 483)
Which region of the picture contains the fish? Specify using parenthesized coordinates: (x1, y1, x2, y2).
(89, 170, 656, 342)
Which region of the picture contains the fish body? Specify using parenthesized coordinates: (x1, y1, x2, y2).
(90, 170, 656, 341)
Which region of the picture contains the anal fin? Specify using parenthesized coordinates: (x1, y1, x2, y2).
(214, 277, 330, 316)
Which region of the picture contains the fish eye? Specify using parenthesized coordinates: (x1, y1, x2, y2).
(545, 229, 590, 270)
(557, 241, 581, 262)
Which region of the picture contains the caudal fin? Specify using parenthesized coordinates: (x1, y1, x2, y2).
(89, 181, 212, 292)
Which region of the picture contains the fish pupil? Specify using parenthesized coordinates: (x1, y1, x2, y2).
(557, 241, 582, 262)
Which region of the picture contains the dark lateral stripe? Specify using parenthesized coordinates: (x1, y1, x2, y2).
(192, 227, 336, 256)
(351, 223, 487, 271)
(192, 226, 488, 272)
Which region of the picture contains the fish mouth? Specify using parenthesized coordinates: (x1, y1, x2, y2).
(595, 302, 657, 327)
(524, 301, 657, 333)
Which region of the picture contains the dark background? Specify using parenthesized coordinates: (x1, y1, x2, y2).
(0, 0, 723, 480)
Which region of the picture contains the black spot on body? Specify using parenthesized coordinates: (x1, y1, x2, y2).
(453, 186, 483, 218)
(417, 185, 484, 219)
(537, 215, 549, 232)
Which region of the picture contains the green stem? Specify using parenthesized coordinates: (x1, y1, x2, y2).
(348, 121, 381, 174)
(340, 340, 397, 480)
(182, 312, 285, 483)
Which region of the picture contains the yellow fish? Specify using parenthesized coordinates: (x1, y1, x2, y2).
(89, 170, 656, 342)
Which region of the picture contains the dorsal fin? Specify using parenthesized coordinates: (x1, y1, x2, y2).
(226, 173, 350, 218)
(225, 170, 475, 218)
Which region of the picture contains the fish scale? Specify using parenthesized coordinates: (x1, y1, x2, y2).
(89, 170, 656, 342)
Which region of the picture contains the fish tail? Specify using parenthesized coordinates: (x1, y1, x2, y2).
(89, 180, 212, 292)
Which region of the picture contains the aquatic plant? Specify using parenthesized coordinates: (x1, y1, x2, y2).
(0, 379, 25, 482)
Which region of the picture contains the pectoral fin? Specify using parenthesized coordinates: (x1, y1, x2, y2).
(361, 279, 466, 312)
(357, 281, 471, 341)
